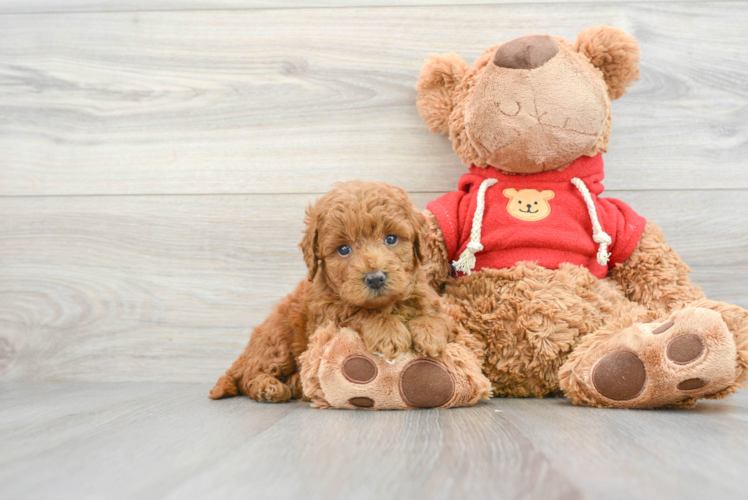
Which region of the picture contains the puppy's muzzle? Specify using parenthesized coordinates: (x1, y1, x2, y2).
(364, 271, 387, 290)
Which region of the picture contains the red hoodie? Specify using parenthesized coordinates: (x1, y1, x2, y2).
(426, 154, 646, 279)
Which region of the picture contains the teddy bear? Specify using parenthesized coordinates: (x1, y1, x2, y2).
(411, 25, 748, 409)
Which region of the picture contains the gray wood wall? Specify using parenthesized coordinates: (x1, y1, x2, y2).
(1, 0, 746, 383)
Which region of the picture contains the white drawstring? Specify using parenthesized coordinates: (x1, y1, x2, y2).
(571, 177, 611, 266)
(452, 178, 497, 275)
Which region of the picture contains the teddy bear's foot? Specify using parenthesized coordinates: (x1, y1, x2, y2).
(342, 356, 456, 409)
(560, 307, 738, 408)
(303, 327, 490, 410)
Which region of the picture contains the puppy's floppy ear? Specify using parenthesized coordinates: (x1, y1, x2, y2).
(408, 204, 428, 266)
(388, 184, 428, 266)
(299, 203, 321, 281)
(416, 53, 469, 134)
(574, 25, 640, 100)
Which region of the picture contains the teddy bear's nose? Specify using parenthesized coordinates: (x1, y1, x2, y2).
(493, 35, 559, 70)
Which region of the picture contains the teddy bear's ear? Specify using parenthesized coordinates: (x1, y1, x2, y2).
(574, 25, 640, 100)
(503, 188, 517, 199)
(415, 53, 470, 134)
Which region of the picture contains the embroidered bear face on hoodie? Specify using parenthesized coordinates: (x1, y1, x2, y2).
(426, 154, 646, 279)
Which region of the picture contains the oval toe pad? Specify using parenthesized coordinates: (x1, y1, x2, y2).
(592, 350, 647, 401)
(399, 359, 455, 408)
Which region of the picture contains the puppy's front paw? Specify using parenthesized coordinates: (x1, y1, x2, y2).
(408, 315, 451, 358)
(374, 335, 412, 361)
(361, 317, 412, 361)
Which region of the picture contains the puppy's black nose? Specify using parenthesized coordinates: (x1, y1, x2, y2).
(364, 271, 386, 290)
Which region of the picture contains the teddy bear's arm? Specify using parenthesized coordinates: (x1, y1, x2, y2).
(422, 209, 454, 291)
(610, 220, 706, 314)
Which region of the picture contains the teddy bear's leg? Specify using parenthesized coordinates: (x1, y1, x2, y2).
(299, 324, 491, 410)
(559, 300, 748, 409)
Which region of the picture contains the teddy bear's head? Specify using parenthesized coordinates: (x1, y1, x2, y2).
(416, 26, 640, 174)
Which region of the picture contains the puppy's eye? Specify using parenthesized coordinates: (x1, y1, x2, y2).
(384, 235, 399, 247)
(337, 245, 352, 257)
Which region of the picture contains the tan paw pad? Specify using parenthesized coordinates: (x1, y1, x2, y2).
(342, 355, 378, 384)
(677, 378, 707, 391)
(652, 320, 674, 335)
(399, 359, 455, 408)
(349, 397, 375, 408)
(667, 334, 705, 365)
(592, 350, 646, 401)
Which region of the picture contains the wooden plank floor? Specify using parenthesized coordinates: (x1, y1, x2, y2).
(1, 382, 747, 500)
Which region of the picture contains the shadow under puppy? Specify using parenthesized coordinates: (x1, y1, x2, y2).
(210, 180, 490, 409)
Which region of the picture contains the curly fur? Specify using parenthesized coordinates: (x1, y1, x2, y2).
(210, 181, 452, 402)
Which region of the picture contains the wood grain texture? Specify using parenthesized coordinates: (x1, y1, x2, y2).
(1, 381, 747, 500)
(0, 0, 718, 15)
(1, 190, 745, 383)
(1, 2, 747, 196)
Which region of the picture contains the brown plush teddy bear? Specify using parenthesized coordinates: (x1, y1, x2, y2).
(413, 26, 748, 409)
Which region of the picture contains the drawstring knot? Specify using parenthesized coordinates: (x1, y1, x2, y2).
(466, 241, 484, 253)
(452, 178, 497, 275)
(571, 177, 611, 266)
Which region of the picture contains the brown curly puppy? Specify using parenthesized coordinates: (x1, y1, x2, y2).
(209, 180, 451, 403)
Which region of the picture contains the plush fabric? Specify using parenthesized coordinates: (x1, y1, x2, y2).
(414, 26, 748, 409)
(464, 39, 610, 173)
(426, 154, 646, 278)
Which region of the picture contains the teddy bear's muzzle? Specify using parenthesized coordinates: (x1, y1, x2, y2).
(465, 39, 610, 173)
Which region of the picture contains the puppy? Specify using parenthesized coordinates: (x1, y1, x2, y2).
(210, 180, 451, 403)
